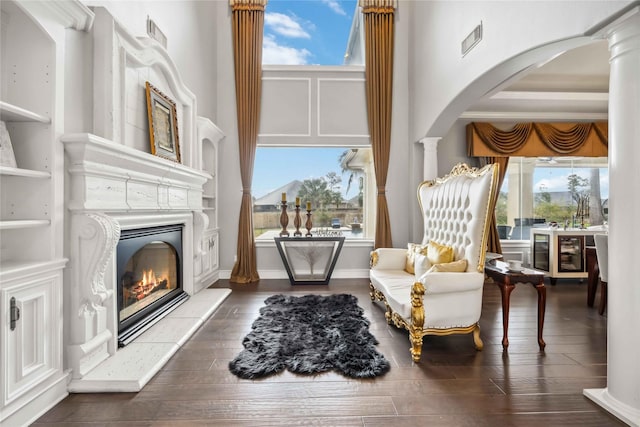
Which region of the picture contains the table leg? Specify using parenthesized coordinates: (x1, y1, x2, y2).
(534, 281, 546, 350)
(498, 282, 515, 349)
(587, 263, 599, 307)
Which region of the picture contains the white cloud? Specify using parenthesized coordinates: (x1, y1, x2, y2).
(535, 175, 572, 193)
(263, 34, 312, 65)
(322, 0, 347, 16)
(265, 12, 311, 39)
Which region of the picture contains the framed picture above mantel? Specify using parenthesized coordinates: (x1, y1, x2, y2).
(145, 81, 181, 163)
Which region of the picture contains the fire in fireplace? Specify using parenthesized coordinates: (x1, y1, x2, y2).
(116, 224, 188, 347)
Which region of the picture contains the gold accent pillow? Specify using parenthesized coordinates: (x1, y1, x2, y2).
(427, 240, 454, 265)
(370, 251, 379, 268)
(429, 259, 468, 273)
(405, 243, 428, 274)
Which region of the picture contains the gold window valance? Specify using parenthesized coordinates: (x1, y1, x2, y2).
(467, 122, 608, 157)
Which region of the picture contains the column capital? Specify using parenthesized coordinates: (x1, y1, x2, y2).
(418, 137, 441, 153)
(419, 137, 442, 181)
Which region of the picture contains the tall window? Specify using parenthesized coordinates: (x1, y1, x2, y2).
(254, 1, 369, 240)
(253, 147, 373, 240)
(498, 157, 608, 241)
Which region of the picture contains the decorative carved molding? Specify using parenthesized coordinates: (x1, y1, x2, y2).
(78, 213, 120, 304)
(68, 212, 120, 379)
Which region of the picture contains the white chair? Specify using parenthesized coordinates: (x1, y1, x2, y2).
(369, 163, 499, 362)
(594, 233, 608, 315)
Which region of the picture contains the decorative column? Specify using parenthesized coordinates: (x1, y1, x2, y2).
(419, 137, 440, 181)
(506, 158, 535, 238)
(583, 6, 640, 426)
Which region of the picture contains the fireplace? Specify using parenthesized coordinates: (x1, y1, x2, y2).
(116, 224, 188, 347)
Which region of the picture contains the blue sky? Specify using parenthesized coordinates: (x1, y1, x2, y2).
(254, 147, 351, 199)
(262, 0, 357, 65)
(253, 1, 357, 199)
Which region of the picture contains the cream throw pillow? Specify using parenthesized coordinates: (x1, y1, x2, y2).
(426, 240, 454, 265)
(405, 243, 428, 274)
(414, 253, 432, 278)
(428, 259, 468, 273)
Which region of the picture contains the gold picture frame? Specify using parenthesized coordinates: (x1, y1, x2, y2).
(145, 81, 181, 163)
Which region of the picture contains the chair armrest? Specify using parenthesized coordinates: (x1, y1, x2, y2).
(418, 271, 484, 294)
(370, 248, 407, 270)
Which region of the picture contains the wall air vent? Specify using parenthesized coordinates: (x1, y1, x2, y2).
(461, 21, 483, 57)
(147, 17, 167, 49)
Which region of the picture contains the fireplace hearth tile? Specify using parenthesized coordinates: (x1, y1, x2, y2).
(68, 288, 231, 393)
(136, 316, 206, 346)
(70, 342, 178, 392)
(167, 289, 231, 319)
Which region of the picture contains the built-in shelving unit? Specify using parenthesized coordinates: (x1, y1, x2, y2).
(195, 117, 224, 289)
(0, 1, 93, 425)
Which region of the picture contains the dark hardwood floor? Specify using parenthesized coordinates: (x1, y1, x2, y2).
(34, 277, 623, 426)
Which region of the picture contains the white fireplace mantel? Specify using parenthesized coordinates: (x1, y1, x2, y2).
(63, 133, 211, 212)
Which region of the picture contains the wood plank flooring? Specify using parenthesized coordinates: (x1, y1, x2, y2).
(34, 278, 624, 426)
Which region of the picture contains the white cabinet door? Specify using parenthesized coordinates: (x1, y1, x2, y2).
(200, 229, 219, 286)
(1, 268, 62, 407)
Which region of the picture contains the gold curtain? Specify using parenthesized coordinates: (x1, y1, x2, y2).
(472, 122, 532, 154)
(229, 0, 266, 283)
(478, 157, 509, 254)
(468, 122, 608, 157)
(361, 0, 395, 249)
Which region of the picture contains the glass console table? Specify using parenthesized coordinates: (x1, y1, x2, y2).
(274, 236, 345, 285)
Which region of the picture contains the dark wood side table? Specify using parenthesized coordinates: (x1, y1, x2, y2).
(484, 261, 547, 350)
(585, 246, 599, 307)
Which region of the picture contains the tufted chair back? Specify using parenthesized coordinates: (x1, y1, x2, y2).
(418, 163, 499, 273)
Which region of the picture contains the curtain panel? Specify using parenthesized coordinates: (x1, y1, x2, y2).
(478, 157, 508, 254)
(361, 0, 396, 249)
(229, 0, 266, 283)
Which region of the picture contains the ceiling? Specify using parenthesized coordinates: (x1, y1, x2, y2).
(462, 41, 610, 121)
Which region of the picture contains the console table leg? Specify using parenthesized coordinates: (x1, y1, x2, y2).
(587, 263, 599, 307)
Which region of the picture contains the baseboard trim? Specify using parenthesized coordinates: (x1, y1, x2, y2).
(219, 269, 369, 280)
(584, 387, 640, 426)
(1, 372, 69, 427)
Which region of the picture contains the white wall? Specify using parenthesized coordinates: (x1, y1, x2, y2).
(407, 1, 633, 140)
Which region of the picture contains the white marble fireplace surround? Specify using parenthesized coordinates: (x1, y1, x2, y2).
(63, 133, 230, 392)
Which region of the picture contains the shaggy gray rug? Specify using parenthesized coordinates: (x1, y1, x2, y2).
(228, 293, 390, 379)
